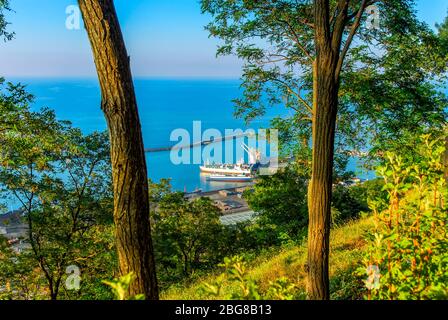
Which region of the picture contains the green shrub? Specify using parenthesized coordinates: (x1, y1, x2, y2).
(103, 273, 145, 300)
(244, 165, 309, 240)
(332, 179, 386, 225)
(201, 256, 300, 300)
(358, 134, 448, 300)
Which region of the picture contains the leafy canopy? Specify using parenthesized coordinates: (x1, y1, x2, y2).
(202, 0, 448, 167)
(0, 80, 115, 300)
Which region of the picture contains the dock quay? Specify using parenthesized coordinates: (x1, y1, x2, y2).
(185, 185, 255, 220)
(144, 132, 256, 153)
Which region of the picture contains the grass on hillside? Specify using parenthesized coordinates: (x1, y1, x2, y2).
(162, 216, 374, 300)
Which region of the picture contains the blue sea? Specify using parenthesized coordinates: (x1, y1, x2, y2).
(13, 78, 372, 192)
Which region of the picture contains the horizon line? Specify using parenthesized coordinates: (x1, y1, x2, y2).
(3, 75, 242, 81)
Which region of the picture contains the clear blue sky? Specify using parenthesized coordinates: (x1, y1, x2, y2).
(1, 0, 447, 78)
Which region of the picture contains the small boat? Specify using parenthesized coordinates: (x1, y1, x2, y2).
(206, 175, 253, 183)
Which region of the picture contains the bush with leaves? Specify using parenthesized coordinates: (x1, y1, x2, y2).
(0, 81, 115, 300)
(244, 165, 308, 241)
(149, 180, 291, 288)
(201, 256, 299, 300)
(150, 183, 224, 282)
(245, 163, 382, 238)
(103, 273, 145, 300)
(358, 134, 448, 300)
(331, 179, 386, 225)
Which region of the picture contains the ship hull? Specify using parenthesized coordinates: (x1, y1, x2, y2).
(207, 175, 253, 182)
(200, 166, 251, 175)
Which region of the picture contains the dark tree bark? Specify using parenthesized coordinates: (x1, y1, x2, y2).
(307, 34, 339, 302)
(78, 0, 159, 299)
(307, 0, 368, 300)
(307, 72, 338, 300)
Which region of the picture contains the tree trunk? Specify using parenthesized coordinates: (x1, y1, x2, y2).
(78, 0, 159, 300)
(306, 0, 340, 300)
(444, 135, 448, 183)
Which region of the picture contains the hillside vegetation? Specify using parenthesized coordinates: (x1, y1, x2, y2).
(162, 133, 448, 301)
(162, 217, 374, 300)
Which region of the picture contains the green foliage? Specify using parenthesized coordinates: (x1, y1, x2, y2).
(0, 81, 115, 300)
(149, 179, 297, 290)
(201, 256, 298, 300)
(150, 182, 224, 282)
(103, 273, 145, 301)
(201, 0, 447, 174)
(353, 179, 388, 212)
(149, 177, 310, 290)
(0, 0, 14, 41)
(246, 164, 381, 236)
(359, 134, 448, 300)
(330, 266, 366, 300)
(331, 182, 377, 225)
(341, 18, 448, 162)
(163, 217, 374, 300)
(244, 165, 308, 240)
(0, 238, 46, 300)
(436, 11, 448, 56)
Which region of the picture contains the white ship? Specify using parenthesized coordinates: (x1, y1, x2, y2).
(200, 143, 260, 176)
(200, 163, 252, 175)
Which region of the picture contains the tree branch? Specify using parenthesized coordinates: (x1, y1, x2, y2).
(335, 0, 370, 77)
(277, 17, 314, 63)
(331, 0, 350, 54)
(270, 78, 313, 114)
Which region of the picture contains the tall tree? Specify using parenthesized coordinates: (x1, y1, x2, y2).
(202, 0, 446, 299)
(78, 0, 159, 299)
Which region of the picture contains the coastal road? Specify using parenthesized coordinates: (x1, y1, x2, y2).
(220, 211, 257, 226)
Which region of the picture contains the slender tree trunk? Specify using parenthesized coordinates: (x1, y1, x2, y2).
(49, 280, 56, 301)
(306, 0, 340, 300)
(307, 59, 338, 301)
(78, 0, 159, 299)
(444, 135, 448, 183)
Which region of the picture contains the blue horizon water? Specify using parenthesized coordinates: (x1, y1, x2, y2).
(10, 78, 373, 192)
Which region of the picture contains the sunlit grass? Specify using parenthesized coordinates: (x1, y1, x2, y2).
(162, 216, 374, 300)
